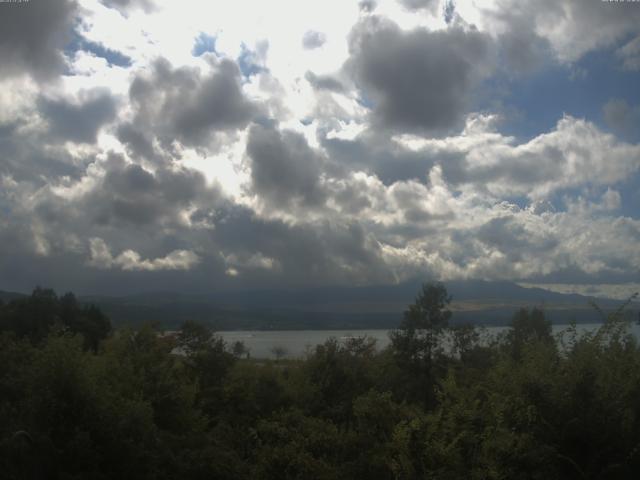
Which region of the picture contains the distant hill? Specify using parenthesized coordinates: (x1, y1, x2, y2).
(75, 280, 635, 330)
(0, 290, 26, 303)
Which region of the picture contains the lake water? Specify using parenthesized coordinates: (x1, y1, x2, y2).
(220, 323, 640, 359)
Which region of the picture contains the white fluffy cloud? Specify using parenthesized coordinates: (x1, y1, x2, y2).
(88, 238, 200, 271)
(451, 115, 640, 199)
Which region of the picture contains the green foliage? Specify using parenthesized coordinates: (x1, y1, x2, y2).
(178, 320, 236, 416)
(302, 336, 378, 422)
(252, 409, 342, 479)
(1, 286, 640, 479)
(0, 288, 111, 350)
(505, 307, 554, 360)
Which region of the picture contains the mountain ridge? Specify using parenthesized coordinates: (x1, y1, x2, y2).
(3, 281, 635, 330)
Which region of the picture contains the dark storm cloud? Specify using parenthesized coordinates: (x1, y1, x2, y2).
(0, 0, 77, 80)
(0, 201, 393, 295)
(0, 145, 228, 293)
(86, 154, 213, 227)
(322, 135, 427, 184)
(128, 57, 258, 148)
(320, 132, 465, 186)
(39, 90, 118, 144)
(0, 122, 84, 184)
(212, 206, 391, 286)
(2, 171, 392, 293)
(0, 159, 223, 286)
(116, 123, 158, 161)
(329, 175, 376, 216)
(302, 30, 327, 50)
(246, 123, 327, 209)
(346, 17, 493, 134)
(0, 88, 116, 189)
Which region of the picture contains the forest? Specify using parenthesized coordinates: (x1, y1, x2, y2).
(1, 284, 640, 479)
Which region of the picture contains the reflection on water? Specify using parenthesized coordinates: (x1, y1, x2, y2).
(220, 323, 640, 359)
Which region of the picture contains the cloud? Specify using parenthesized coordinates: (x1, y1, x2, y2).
(39, 89, 118, 144)
(66, 32, 133, 68)
(2, 135, 639, 293)
(475, 215, 558, 263)
(246, 123, 327, 211)
(601, 188, 621, 212)
(389, 114, 640, 199)
(398, 0, 439, 12)
(346, 17, 493, 134)
(617, 35, 640, 71)
(471, 116, 640, 198)
(0, 0, 639, 296)
(88, 238, 199, 271)
(210, 206, 390, 286)
(359, 1, 377, 13)
(376, 195, 640, 285)
(116, 123, 157, 161)
(486, 0, 640, 64)
(0, 124, 85, 186)
(0, 0, 77, 80)
(321, 130, 453, 185)
(128, 57, 258, 148)
(305, 71, 345, 93)
(99, 0, 155, 14)
(302, 30, 327, 50)
(83, 155, 215, 227)
(495, 17, 550, 75)
(222, 251, 279, 276)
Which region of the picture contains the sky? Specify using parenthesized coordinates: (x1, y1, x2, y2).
(0, 0, 639, 297)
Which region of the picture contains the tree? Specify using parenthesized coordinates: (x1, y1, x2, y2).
(0, 287, 58, 343)
(303, 337, 378, 422)
(0, 289, 110, 350)
(178, 320, 216, 355)
(232, 340, 249, 359)
(506, 307, 553, 360)
(390, 282, 451, 364)
(178, 320, 235, 415)
(389, 282, 451, 405)
(271, 345, 288, 361)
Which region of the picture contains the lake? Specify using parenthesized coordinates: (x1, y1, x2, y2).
(220, 322, 640, 359)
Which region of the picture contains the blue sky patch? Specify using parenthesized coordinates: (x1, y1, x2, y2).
(65, 32, 132, 68)
(237, 43, 266, 78)
(483, 39, 640, 143)
(192, 33, 217, 57)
